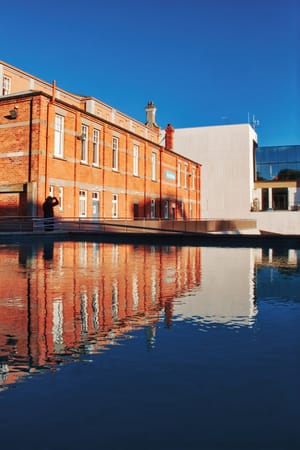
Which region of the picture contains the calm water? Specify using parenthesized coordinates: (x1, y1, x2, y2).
(0, 241, 299, 450)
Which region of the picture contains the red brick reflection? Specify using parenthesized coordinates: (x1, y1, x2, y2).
(0, 242, 201, 390)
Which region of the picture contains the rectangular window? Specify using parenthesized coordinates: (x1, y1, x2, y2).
(177, 161, 181, 187)
(92, 129, 100, 165)
(181, 202, 185, 218)
(112, 194, 118, 218)
(192, 167, 196, 190)
(151, 151, 157, 181)
(92, 192, 99, 218)
(58, 187, 63, 212)
(81, 125, 88, 163)
(133, 144, 139, 176)
(151, 199, 156, 219)
(80, 292, 88, 331)
(54, 115, 64, 158)
(132, 273, 139, 310)
(112, 281, 119, 321)
(184, 163, 188, 188)
(2, 76, 11, 95)
(49, 185, 54, 197)
(112, 137, 119, 170)
(164, 200, 169, 219)
(52, 299, 64, 351)
(79, 190, 87, 217)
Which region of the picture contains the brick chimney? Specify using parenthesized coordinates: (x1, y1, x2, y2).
(145, 101, 157, 127)
(165, 123, 174, 150)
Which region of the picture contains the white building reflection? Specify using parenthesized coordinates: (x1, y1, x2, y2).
(173, 246, 299, 327)
(173, 248, 258, 327)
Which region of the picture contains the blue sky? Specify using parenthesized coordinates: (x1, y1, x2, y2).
(1, 0, 299, 146)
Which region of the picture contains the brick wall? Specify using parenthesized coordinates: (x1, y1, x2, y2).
(0, 62, 201, 219)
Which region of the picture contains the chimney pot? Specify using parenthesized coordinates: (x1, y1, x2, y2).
(145, 101, 157, 127)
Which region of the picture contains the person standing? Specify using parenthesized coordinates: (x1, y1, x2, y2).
(42, 196, 59, 231)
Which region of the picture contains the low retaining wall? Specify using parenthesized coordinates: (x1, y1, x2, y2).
(251, 212, 300, 235)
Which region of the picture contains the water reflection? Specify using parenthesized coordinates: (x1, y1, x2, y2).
(0, 241, 299, 391)
(0, 241, 201, 390)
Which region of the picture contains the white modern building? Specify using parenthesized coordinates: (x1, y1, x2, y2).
(173, 124, 300, 234)
(173, 124, 257, 220)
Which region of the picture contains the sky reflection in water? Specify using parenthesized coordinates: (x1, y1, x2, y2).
(0, 242, 299, 450)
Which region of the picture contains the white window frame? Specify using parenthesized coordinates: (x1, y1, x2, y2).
(58, 186, 63, 212)
(132, 273, 139, 310)
(133, 144, 139, 176)
(2, 76, 11, 95)
(151, 151, 157, 181)
(112, 194, 118, 218)
(177, 161, 181, 187)
(79, 190, 87, 217)
(92, 129, 100, 166)
(52, 299, 64, 349)
(49, 185, 54, 197)
(112, 280, 119, 320)
(184, 163, 188, 188)
(81, 125, 88, 163)
(112, 137, 119, 170)
(92, 191, 99, 217)
(54, 114, 64, 158)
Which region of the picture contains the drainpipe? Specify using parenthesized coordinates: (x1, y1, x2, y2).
(44, 81, 56, 201)
(28, 98, 33, 183)
(101, 124, 107, 218)
(160, 146, 163, 218)
(144, 143, 147, 218)
(27, 97, 35, 216)
(125, 133, 128, 218)
(45, 100, 50, 199)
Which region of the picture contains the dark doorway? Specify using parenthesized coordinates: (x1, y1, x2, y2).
(133, 203, 139, 218)
(262, 188, 269, 210)
(273, 188, 288, 210)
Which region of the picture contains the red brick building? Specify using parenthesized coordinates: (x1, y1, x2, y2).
(0, 62, 201, 220)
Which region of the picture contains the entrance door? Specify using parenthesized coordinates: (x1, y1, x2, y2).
(273, 188, 288, 210)
(92, 192, 99, 218)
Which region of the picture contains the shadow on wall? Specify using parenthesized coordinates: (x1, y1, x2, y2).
(133, 197, 188, 220)
(0, 191, 34, 216)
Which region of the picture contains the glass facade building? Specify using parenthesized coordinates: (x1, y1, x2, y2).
(254, 145, 300, 211)
(256, 145, 300, 181)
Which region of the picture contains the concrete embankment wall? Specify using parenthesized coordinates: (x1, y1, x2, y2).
(102, 219, 258, 234)
(251, 212, 300, 235)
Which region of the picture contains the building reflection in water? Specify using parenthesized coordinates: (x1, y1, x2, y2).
(0, 242, 299, 391)
(0, 242, 201, 390)
(174, 247, 299, 328)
